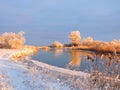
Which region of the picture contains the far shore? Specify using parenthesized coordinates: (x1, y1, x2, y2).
(39, 43, 120, 55)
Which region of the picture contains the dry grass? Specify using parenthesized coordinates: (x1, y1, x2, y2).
(9, 46, 39, 61)
(72, 40, 120, 53)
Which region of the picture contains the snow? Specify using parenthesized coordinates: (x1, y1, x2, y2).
(0, 49, 89, 90)
(0, 49, 119, 90)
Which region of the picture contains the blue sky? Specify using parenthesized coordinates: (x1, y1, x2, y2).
(0, 0, 120, 45)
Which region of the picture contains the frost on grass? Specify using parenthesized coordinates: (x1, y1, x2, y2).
(23, 56, 120, 90)
(3, 48, 119, 90)
(9, 46, 39, 61)
(0, 50, 71, 90)
(0, 69, 14, 90)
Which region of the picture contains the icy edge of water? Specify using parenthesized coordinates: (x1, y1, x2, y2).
(31, 59, 89, 77)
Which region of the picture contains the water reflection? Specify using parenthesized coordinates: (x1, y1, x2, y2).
(34, 48, 120, 89)
(66, 50, 88, 70)
(69, 51, 81, 67)
(65, 50, 96, 70)
(53, 49, 63, 56)
(42, 48, 63, 56)
(40, 48, 120, 75)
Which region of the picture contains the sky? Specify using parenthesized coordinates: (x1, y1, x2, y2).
(0, 0, 120, 45)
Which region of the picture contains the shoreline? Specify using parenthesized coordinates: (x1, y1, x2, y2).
(0, 49, 120, 90)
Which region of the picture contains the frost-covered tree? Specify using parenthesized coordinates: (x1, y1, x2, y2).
(53, 41, 63, 48)
(82, 37, 93, 43)
(69, 31, 81, 45)
(0, 32, 25, 49)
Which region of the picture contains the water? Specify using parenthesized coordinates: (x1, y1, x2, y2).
(32, 49, 120, 75)
(32, 49, 120, 89)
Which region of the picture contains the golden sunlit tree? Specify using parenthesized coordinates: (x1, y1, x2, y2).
(53, 41, 64, 48)
(82, 37, 94, 44)
(69, 31, 81, 46)
(0, 32, 25, 49)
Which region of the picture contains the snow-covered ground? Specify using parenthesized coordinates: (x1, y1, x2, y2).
(0, 49, 90, 90)
(0, 49, 119, 90)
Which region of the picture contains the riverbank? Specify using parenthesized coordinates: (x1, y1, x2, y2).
(0, 49, 89, 90)
(0, 49, 119, 90)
